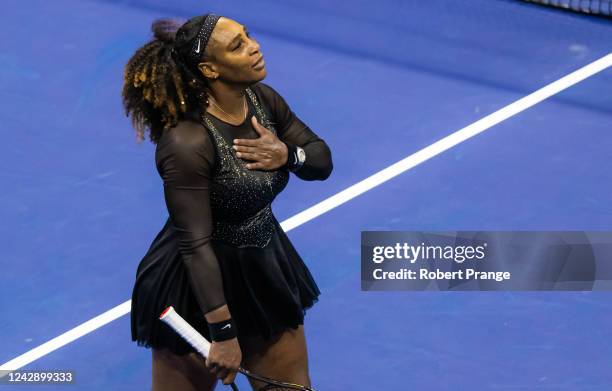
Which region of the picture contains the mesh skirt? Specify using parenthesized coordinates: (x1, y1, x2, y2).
(130, 216, 320, 355)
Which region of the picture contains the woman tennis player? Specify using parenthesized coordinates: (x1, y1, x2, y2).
(122, 13, 333, 391)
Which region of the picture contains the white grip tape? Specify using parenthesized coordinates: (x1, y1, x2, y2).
(159, 306, 211, 358)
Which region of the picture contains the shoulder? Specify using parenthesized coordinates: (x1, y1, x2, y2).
(162, 119, 212, 149)
(250, 81, 276, 95)
(250, 81, 287, 106)
(156, 119, 216, 167)
(249, 82, 296, 125)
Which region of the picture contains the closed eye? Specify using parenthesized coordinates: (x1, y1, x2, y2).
(233, 29, 252, 51)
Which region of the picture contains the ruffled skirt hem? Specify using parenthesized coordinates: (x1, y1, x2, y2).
(130, 217, 320, 356)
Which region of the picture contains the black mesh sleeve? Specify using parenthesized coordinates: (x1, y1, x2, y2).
(155, 120, 227, 315)
(255, 82, 333, 181)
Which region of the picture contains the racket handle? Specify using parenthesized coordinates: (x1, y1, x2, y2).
(160, 307, 241, 390)
(159, 306, 211, 357)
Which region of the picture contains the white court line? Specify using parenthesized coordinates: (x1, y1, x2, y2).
(0, 301, 132, 374)
(1, 53, 611, 373)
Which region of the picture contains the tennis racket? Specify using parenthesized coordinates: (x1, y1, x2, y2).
(159, 306, 316, 391)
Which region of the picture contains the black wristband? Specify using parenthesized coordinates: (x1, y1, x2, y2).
(208, 318, 238, 341)
(282, 141, 298, 171)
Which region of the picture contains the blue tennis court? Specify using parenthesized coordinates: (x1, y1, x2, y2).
(1, 0, 611, 389)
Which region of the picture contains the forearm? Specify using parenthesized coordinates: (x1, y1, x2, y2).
(282, 140, 333, 180)
(205, 304, 232, 322)
(179, 236, 228, 317)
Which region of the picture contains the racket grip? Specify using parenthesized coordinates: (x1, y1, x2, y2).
(160, 307, 242, 390)
(159, 306, 212, 358)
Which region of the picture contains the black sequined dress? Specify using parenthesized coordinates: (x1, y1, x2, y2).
(130, 82, 333, 355)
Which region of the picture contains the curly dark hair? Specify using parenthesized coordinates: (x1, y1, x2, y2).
(121, 16, 214, 144)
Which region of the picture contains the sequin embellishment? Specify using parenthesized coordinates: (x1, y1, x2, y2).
(199, 87, 290, 248)
(190, 14, 221, 63)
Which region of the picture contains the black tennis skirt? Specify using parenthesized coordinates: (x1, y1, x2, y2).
(130, 215, 320, 355)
